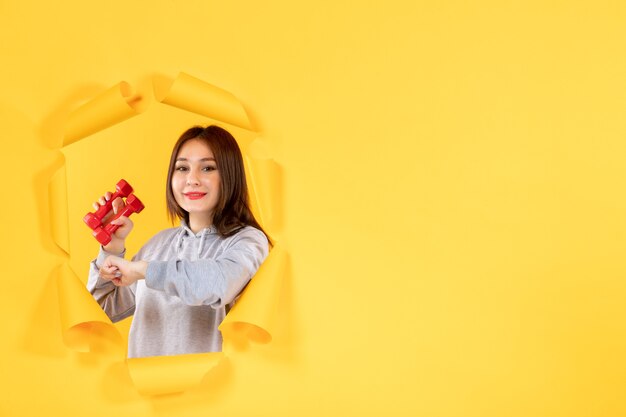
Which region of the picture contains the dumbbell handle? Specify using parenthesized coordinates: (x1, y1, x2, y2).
(103, 194, 145, 236)
(93, 179, 133, 221)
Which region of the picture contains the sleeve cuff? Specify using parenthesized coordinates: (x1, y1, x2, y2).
(95, 246, 126, 268)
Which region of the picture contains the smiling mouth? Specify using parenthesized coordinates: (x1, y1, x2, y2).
(184, 192, 206, 200)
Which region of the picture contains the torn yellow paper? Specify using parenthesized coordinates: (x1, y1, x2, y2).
(49, 164, 69, 254)
(153, 72, 252, 130)
(245, 152, 282, 235)
(127, 352, 223, 396)
(57, 262, 123, 354)
(54, 73, 285, 396)
(64, 82, 142, 146)
(220, 245, 287, 345)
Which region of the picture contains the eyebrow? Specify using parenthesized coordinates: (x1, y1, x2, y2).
(175, 157, 216, 162)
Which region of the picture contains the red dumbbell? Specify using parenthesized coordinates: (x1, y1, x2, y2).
(91, 194, 145, 246)
(83, 179, 145, 246)
(83, 179, 134, 231)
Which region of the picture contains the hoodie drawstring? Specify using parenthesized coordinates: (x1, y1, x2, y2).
(198, 228, 208, 256)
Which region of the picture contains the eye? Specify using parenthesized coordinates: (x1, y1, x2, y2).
(202, 165, 217, 172)
(175, 165, 189, 172)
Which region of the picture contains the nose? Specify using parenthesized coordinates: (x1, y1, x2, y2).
(186, 170, 200, 186)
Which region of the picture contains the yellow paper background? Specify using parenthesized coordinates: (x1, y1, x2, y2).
(2, 1, 626, 416)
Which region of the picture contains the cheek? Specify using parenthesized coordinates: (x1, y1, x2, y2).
(171, 176, 184, 191)
(212, 177, 221, 196)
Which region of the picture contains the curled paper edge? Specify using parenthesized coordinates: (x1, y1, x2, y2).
(153, 72, 252, 130)
(49, 163, 69, 254)
(220, 245, 287, 345)
(245, 153, 282, 235)
(63, 81, 142, 147)
(127, 352, 224, 396)
(56, 263, 123, 354)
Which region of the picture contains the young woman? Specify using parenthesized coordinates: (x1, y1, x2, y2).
(87, 125, 270, 358)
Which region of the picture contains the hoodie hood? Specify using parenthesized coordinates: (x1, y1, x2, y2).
(175, 219, 218, 255)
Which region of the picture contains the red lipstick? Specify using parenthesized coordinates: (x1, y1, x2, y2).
(184, 192, 206, 200)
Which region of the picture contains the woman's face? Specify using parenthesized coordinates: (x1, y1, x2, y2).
(171, 139, 221, 225)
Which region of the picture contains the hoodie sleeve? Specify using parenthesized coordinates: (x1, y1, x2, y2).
(87, 247, 137, 322)
(143, 227, 269, 308)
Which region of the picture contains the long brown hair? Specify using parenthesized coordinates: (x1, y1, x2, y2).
(166, 125, 270, 244)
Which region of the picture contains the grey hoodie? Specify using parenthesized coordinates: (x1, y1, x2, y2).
(87, 221, 269, 358)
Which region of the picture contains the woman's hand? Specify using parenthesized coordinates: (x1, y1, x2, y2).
(99, 256, 148, 287)
(93, 191, 134, 253)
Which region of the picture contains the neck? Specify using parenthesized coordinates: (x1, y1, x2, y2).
(188, 214, 213, 234)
